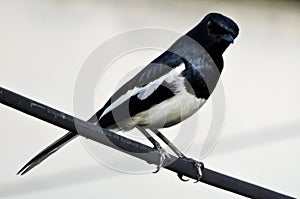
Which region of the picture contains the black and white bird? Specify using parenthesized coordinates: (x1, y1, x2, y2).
(18, 13, 239, 180)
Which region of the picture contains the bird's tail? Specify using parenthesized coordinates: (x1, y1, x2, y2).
(17, 131, 78, 175)
(17, 112, 102, 175)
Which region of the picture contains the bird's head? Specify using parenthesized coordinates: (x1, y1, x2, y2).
(205, 13, 239, 45)
(187, 13, 239, 57)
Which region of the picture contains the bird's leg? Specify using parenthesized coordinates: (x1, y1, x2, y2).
(150, 128, 204, 182)
(135, 126, 171, 173)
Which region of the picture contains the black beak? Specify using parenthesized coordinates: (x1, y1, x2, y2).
(220, 34, 234, 44)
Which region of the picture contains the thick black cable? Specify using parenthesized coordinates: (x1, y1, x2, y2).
(0, 86, 295, 199)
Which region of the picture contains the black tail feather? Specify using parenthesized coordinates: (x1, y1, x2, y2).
(17, 112, 103, 175)
(17, 131, 78, 175)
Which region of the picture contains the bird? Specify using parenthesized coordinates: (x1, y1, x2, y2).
(18, 13, 239, 181)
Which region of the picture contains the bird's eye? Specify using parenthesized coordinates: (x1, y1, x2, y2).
(207, 21, 227, 35)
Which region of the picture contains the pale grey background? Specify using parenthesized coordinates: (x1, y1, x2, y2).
(0, 0, 299, 198)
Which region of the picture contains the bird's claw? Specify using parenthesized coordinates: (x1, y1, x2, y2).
(176, 157, 204, 183)
(177, 173, 189, 181)
(193, 161, 204, 183)
(153, 146, 171, 173)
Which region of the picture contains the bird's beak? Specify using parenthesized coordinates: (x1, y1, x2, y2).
(220, 34, 234, 44)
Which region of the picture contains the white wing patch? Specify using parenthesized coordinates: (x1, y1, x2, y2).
(136, 76, 165, 100)
(100, 63, 186, 119)
(174, 62, 185, 74)
(137, 63, 185, 100)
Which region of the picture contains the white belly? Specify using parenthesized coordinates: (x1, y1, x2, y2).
(131, 90, 206, 128)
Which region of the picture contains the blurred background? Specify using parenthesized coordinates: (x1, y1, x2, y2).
(0, 0, 300, 198)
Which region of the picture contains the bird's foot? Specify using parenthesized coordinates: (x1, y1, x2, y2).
(153, 145, 171, 173)
(177, 156, 204, 183)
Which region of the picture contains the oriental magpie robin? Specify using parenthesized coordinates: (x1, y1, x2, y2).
(18, 13, 239, 180)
